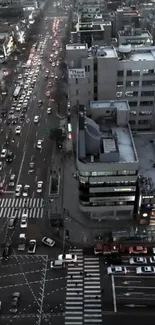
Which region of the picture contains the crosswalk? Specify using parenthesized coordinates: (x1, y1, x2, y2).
(65, 249, 102, 325)
(0, 198, 44, 219)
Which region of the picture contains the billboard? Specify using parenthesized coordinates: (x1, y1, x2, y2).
(68, 69, 85, 79)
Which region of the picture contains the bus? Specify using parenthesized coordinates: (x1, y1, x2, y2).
(13, 86, 21, 99)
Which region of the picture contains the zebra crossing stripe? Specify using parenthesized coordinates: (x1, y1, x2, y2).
(0, 198, 44, 208)
(0, 207, 44, 219)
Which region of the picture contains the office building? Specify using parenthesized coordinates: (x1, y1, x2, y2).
(66, 43, 155, 130)
(77, 100, 139, 220)
(118, 27, 153, 47)
(113, 7, 141, 36)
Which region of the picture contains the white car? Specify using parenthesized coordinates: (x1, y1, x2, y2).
(136, 266, 155, 275)
(15, 184, 22, 197)
(129, 257, 147, 265)
(23, 185, 30, 197)
(34, 116, 39, 123)
(16, 104, 21, 111)
(150, 256, 155, 264)
(58, 254, 77, 263)
(107, 266, 127, 275)
(1, 149, 7, 158)
(15, 126, 22, 135)
(37, 140, 42, 149)
(42, 237, 55, 247)
(52, 62, 55, 67)
(28, 240, 36, 254)
(0, 162, 3, 170)
(37, 181, 43, 193)
(47, 107, 52, 114)
(20, 214, 28, 228)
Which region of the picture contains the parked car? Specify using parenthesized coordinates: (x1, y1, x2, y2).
(10, 292, 20, 313)
(28, 240, 36, 254)
(42, 237, 55, 247)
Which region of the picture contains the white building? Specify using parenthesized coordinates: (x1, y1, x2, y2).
(77, 100, 139, 220)
(66, 43, 155, 130)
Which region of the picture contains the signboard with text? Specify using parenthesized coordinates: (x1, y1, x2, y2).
(68, 69, 85, 79)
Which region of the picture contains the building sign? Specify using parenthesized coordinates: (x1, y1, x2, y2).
(68, 69, 85, 79)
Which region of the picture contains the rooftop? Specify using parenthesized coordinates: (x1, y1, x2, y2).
(134, 134, 155, 193)
(116, 7, 140, 16)
(88, 45, 117, 58)
(118, 29, 151, 38)
(78, 101, 138, 164)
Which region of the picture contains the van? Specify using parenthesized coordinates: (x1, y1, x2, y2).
(50, 260, 63, 269)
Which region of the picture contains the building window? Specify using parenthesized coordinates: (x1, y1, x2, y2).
(116, 91, 123, 98)
(94, 75, 97, 83)
(85, 66, 87, 72)
(139, 111, 152, 116)
(125, 91, 138, 97)
(126, 81, 139, 87)
(129, 101, 137, 107)
(118, 170, 137, 176)
(88, 65, 90, 72)
(138, 120, 149, 125)
(76, 89, 79, 95)
(117, 81, 123, 87)
(127, 70, 132, 76)
(142, 80, 155, 86)
(143, 69, 155, 75)
(140, 101, 153, 106)
(130, 120, 136, 124)
(76, 78, 78, 84)
(129, 111, 136, 115)
(132, 70, 140, 76)
(117, 70, 124, 76)
(141, 91, 154, 97)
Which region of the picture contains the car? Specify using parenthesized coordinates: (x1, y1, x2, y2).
(105, 255, 122, 266)
(150, 256, 155, 263)
(2, 242, 12, 260)
(34, 115, 39, 123)
(136, 266, 155, 275)
(10, 292, 20, 313)
(23, 185, 30, 197)
(28, 240, 36, 254)
(1, 149, 7, 158)
(0, 179, 4, 193)
(9, 174, 16, 187)
(107, 266, 127, 275)
(38, 100, 43, 106)
(16, 104, 21, 112)
(42, 237, 55, 247)
(37, 181, 43, 193)
(15, 126, 22, 135)
(15, 184, 22, 197)
(129, 257, 147, 265)
(20, 213, 28, 228)
(18, 234, 26, 251)
(0, 162, 3, 170)
(6, 151, 14, 163)
(47, 107, 52, 114)
(37, 140, 42, 149)
(58, 254, 77, 263)
(129, 246, 148, 255)
(8, 216, 17, 230)
(52, 62, 55, 67)
(29, 161, 35, 173)
(46, 90, 50, 97)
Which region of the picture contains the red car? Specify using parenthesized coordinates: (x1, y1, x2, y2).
(94, 243, 120, 255)
(129, 246, 148, 254)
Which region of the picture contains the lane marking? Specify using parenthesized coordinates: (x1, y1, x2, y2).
(111, 275, 117, 313)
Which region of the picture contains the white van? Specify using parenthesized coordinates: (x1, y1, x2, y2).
(50, 260, 63, 269)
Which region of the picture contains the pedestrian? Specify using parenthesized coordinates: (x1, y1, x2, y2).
(70, 274, 73, 279)
(80, 271, 83, 276)
(101, 289, 104, 294)
(75, 282, 78, 287)
(84, 271, 87, 276)
(95, 296, 98, 299)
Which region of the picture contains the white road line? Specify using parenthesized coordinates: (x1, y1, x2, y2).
(112, 275, 117, 312)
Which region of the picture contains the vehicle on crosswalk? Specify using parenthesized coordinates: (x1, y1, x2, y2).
(129, 257, 147, 265)
(9, 174, 16, 187)
(58, 254, 77, 263)
(37, 181, 43, 193)
(150, 256, 155, 263)
(10, 292, 20, 314)
(20, 214, 28, 228)
(129, 246, 148, 255)
(18, 234, 26, 251)
(8, 216, 17, 230)
(136, 266, 155, 275)
(42, 237, 55, 247)
(23, 185, 30, 197)
(107, 266, 127, 275)
(15, 184, 22, 197)
(28, 240, 36, 254)
(0, 179, 4, 194)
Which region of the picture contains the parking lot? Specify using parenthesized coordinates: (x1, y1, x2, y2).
(0, 254, 67, 325)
